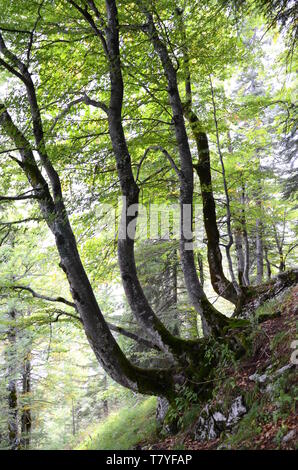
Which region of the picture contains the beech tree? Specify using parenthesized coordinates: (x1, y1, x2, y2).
(0, 0, 297, 405)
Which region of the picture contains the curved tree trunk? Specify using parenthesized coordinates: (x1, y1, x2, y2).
(104, 0, 205, 355)
(0, 104, 178, 401)
(140, 6, 230, 337)
(175, 8, 238, 306)
(0, 1, 248, 404)
(0, 10, 208, 400)
(185, 111, 238, 304)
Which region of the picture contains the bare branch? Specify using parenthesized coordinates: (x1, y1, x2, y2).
(8, 285, 76, 308)
(48, 97, 85, 133)
(26, 0, 45, 66)
(107, 322, 161, 350)
(48, 94, 108, 134)
(0, 33, 64, 204)
(0, 57, 27, 83)
(67, 0, 109, 57)
(83, 93, 109, 114)
(50, 309, 160, 350)
(136, 145, 182, 182)
(0, 217, 41, 226)
(0, 26, 32, 34)
(0, 189, 40, 202)
(0, 33, 29, 83)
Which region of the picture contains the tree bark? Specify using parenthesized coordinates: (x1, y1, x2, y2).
(6, 310, 19, 450)
(256, 216, 264, 284)
(264, 245, 272, 280)
(140, 5, 230, 337)
(20, 353, 31, 449)
(104, 0, 203, 354)
(185, 110, 238, 304)
(0, 104, 178, 401)
(234, 229, 245, 286)
(209, 77, 240, 297)
(177, 9, 238, 306)
(240, 180, 250, 286)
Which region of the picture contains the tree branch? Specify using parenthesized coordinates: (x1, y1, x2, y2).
(49, 310, 161, 350)
(48, 97, 85, 133)
(0, 189, 40, 202)
(0, 57, 27, 84)
(67, 0, 109, 57)
(26, 0, 45, 66)
(9, 285, 76, 308)
(0, 32, 63, 204)
(0, 217, 41, 226)
(136, 145, 182, 182)
(107, 322, 161, 351)
(83, 93, 109, 114)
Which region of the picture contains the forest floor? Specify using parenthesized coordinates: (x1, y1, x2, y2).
(77, 284, 297, 451)
(137, 285, 298, 451)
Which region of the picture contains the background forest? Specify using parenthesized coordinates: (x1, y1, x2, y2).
(0, 0, 297, 451)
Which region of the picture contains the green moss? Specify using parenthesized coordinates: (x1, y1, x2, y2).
(222, 402, 263, 449)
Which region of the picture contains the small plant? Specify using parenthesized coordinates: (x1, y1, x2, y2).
(274, 424, 288, 447)
(166, 386, 199, 429)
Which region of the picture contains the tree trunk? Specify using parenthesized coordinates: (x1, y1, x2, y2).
(7, 310, 19, 450)
(256, 216, 264, 284)
(197, 253, 204, 288)
(104, 0, 203, 354)
(241, 181, 250, 286)
(234, 230, 245, 286)
(188, 119, 238, 305)
(264, 245, 272, 280)
(102, 375, 109, 417)
(0, 104, 178, 401)
(142, 6, 230, 337)
(176, 8, 238, 305)
(209, 78, 240, 298)
(20, 353, 31, 449)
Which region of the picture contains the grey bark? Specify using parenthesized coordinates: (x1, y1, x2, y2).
(240, 181, 250, 286)
(209, 77, 240, 297)
(20, 352, 31, 449)
(103, 0, 199, 356)
(256, 216, 264, 284)
(264, 245, 272, 280)
(0, 98, 176, 401)
(6, 310, 19, 450)
(176, 8, 237, 305)
(234, 230, 245, 287)
(139, 5, 229, 337)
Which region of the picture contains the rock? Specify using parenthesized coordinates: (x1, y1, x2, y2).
(194, 404, 218, 441)
(282, 429, 295, 443)
(156, 397, 177, 435)
(194, 396, 247, 442)
(156, 397, 169, 425)
(226, 396, 247, 427)
(213, 411, 227, 431)
(217, 443, 232, 450)
(265, 383, 274, 394)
